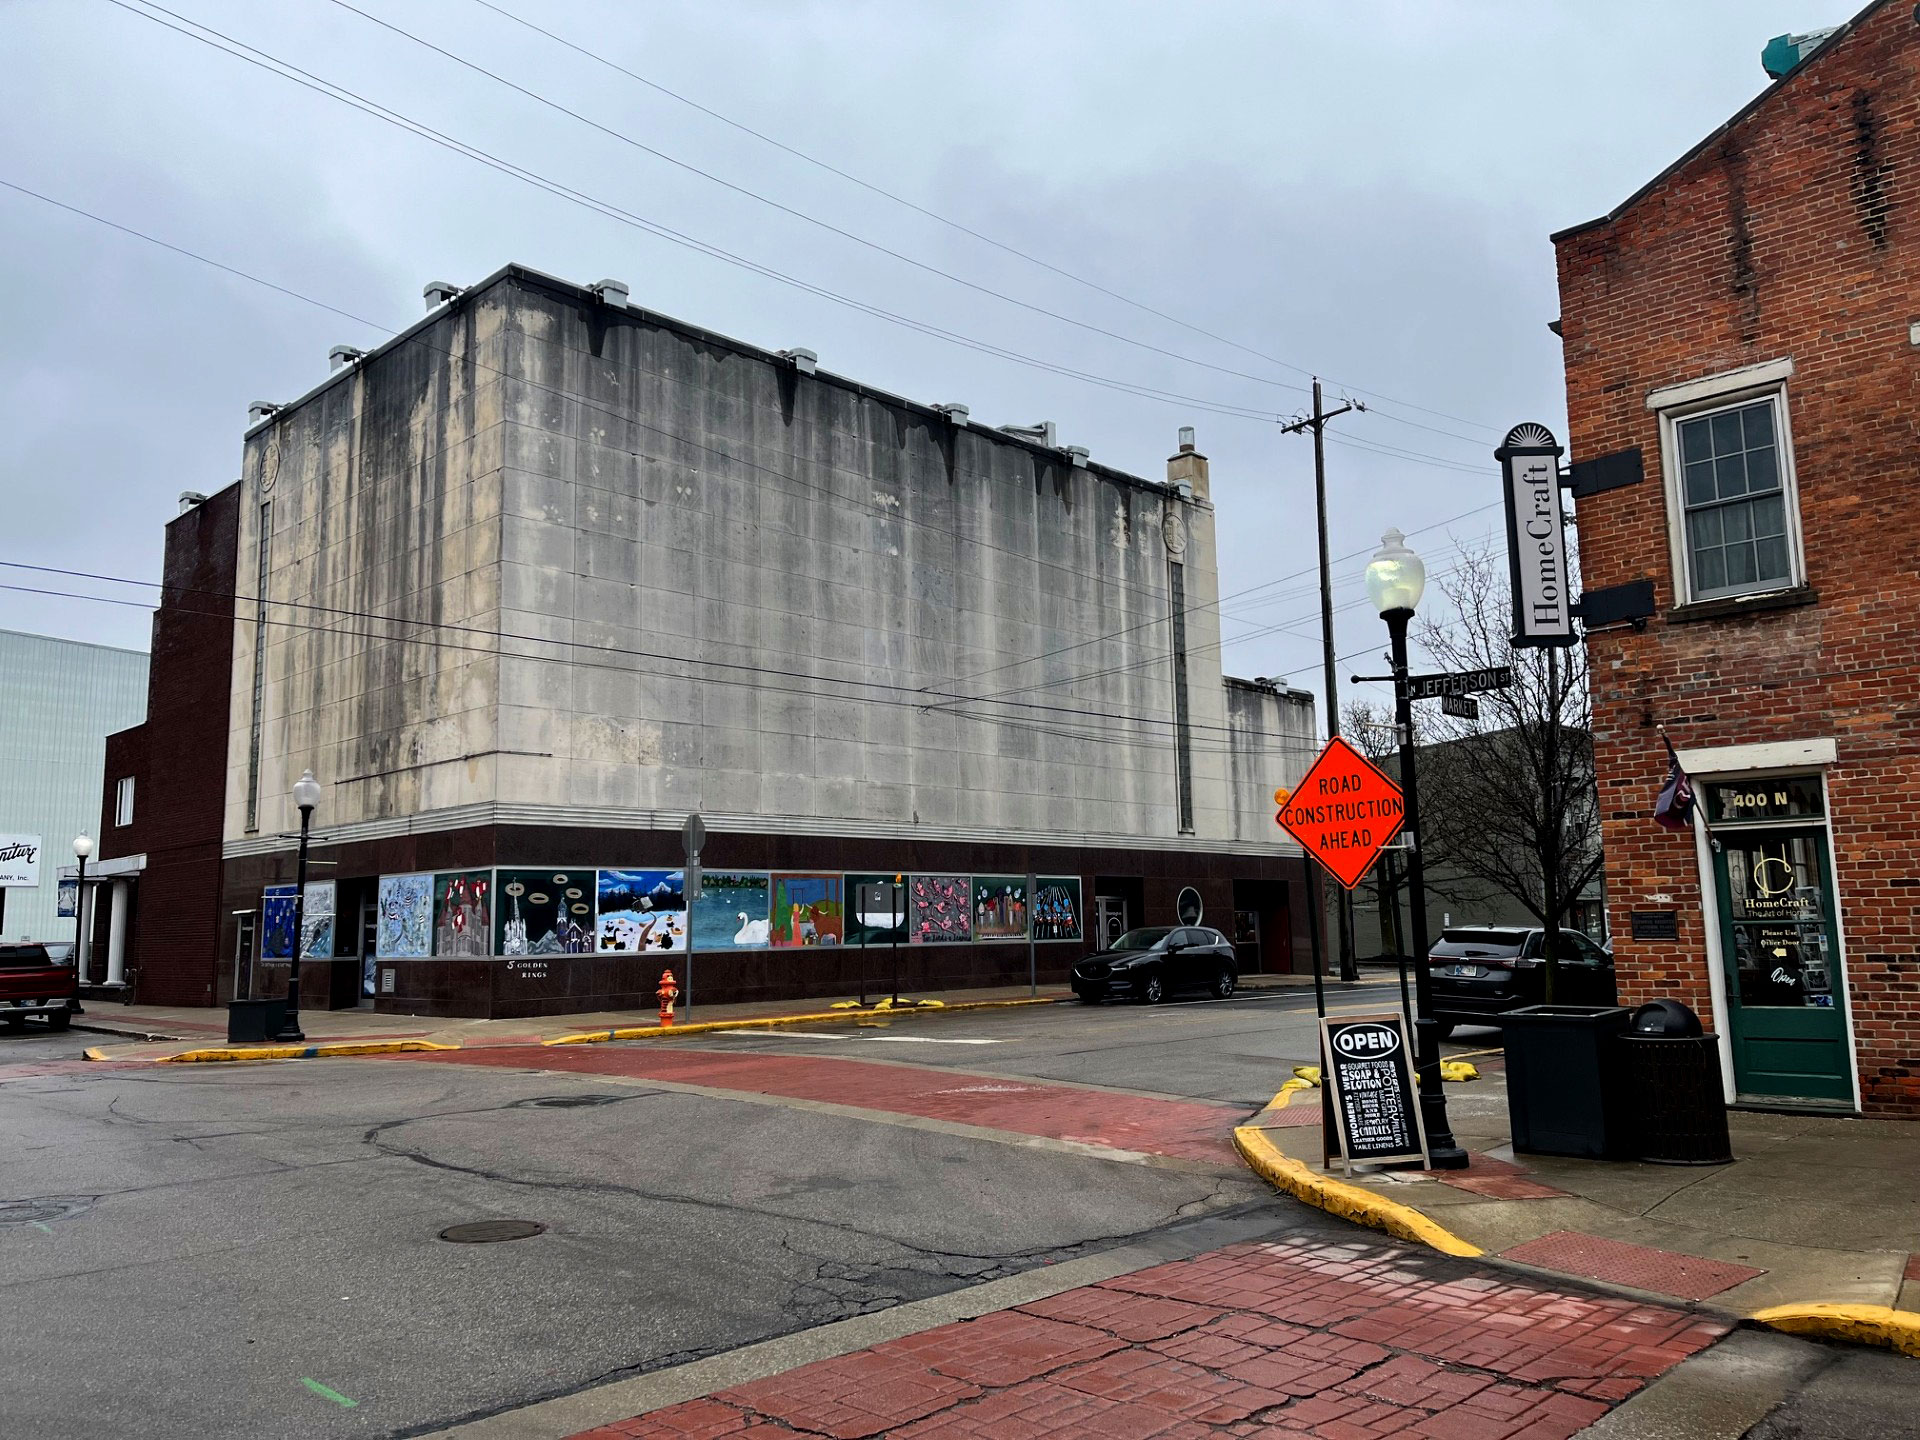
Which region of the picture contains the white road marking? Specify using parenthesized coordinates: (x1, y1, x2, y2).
(710, 1029, 850, 1040)
(863, 1035, 1002, 1045)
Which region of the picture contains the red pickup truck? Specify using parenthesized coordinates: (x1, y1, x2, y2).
(0, 943, 77, 1031)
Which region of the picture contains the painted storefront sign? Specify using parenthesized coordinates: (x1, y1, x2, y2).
(909, 874, 971, 944)
(597, 869, 687, 953)
(770, 873, 843, 946)
(434, 871, 492, 958)
(691, 871, 772, 950)
(0, 834, 43, 888)
(376, 874, 433, 958)
(497, 870, 594, 955)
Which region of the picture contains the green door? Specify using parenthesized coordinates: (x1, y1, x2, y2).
(1712, 827, 1853, 1105)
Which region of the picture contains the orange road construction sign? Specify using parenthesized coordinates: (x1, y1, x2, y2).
(1276, 736, 1405, 890)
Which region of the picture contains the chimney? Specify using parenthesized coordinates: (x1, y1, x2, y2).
(422, 280, 462, 310)
(1167, 426, 1208, 502)
(178, 491, 210, 515)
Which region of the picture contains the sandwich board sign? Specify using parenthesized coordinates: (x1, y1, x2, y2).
(1320, 1011, 1428, 1173)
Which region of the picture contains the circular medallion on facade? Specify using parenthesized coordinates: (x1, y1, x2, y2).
(1176, 886, 1204, 925)
(1162, 509, 1188, 556)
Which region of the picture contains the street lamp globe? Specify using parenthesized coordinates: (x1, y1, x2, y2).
(1365, 528, 1426, 616)
(292, 769, 322, 816)
(72, 834, 93, 860)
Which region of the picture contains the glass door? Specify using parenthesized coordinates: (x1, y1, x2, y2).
(1712, 826, 1852, 1104)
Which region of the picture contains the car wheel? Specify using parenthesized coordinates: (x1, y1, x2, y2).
(1212, 968, 1236, 999)
(1078, 992, 1102, 1005)
(45, 1009, 72, 1032)
(1137, 972, 1166, 1005)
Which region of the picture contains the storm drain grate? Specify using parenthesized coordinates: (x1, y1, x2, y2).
(439, 1219, 546, 1244)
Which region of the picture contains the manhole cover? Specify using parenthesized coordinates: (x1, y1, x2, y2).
(523, 1094, 622, 1109)
(0, 1197, 94, 1228)
(439, 1219, 546, 1244)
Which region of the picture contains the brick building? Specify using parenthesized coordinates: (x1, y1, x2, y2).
(97, 265, 1318, 1017)
(1553, 0, 1919, 1115)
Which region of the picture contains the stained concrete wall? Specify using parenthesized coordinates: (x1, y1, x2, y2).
(226, 266, 1311, 852)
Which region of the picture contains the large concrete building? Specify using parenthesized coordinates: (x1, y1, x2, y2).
(1554, 1, 1920, 1116)
(0, 629, 148, 946)
(102, 266, 1318, 1015)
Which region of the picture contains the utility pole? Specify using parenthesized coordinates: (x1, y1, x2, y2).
(1281, 379, 1365, 981)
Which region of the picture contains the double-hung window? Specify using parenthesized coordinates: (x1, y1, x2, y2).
(1651, 360, 1804, 605)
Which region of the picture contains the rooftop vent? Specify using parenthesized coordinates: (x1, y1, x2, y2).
(247, 401, 280, 425)
(178, 491, 210, 515)
(998, 420, 1059, 449)
(778, 348, 818, 375)
(1178, 426, 1196, 452)
(590, 278, 630, 309)
(328, 345, 366, 371)
(1761, 25, 1840, 79)
(1064, 444, 1091, 468)
(934, 403, 970, 426)
(422, 280, 462, 310)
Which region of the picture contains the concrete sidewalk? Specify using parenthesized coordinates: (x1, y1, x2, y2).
(67, 972, 1332, 1062)
(1244, 1055, 1920, 1321)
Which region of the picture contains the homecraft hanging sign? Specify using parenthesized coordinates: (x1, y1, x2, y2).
(1497, 423, 1576, 648)
(0, 835, 42, 888)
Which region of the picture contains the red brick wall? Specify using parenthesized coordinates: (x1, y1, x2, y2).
(1554, 0, 1920, 1114)
(97, 485, 242, 1006)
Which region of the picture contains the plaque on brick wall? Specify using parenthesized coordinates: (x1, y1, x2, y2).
(1629, 910, 1679, 941)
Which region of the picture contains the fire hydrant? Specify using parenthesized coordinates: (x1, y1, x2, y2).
(656, 968, 679, 1027)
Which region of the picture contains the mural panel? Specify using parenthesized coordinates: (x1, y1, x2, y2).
(496, 869, 595, 955)
(972, 875, 1029, 941)
(909, 874, 972, 944)
(845, 872, 907, 946)
(434, 871, 493, 957)
(1034, 877, 1084, 942)
(262, 884, 297, 960)
(300, 880, 336, 959)
(691, 871, 772, 950)
(597, 869, 687, 953)
(376, 874, 433, 958)
(770, 873, 843, 947)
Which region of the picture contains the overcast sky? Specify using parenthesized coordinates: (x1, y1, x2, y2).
(2, 0, 1830, 718)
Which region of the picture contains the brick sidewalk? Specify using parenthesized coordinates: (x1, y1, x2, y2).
(569, 1234, 1727, 1439)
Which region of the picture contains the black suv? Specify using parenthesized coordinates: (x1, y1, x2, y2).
(1427, 926, 1615, 1035)
(1072, 926, 1239, 1004)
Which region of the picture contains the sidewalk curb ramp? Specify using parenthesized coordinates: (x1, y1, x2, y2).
(544, 994, 1060, 1045)
(1231, 1122, 1484, 1258)
(148, 1039, 462, 1064)
(1749, 1303, 1920, 1358)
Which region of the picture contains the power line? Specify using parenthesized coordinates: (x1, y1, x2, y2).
(463, 0, 1503, 443)
(101, 0, 1496, 479)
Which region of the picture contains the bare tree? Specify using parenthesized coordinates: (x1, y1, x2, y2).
(1410, 539, 1603, 1000)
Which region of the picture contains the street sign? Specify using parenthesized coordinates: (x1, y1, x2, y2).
(1497, 422, 1577, 648)
(1405, 666, 1511, 701)
(1320, 1012, 1429, 1173)
(1441, 693, 1479, 720)
(681, 813, 706, 856)
(1274, 736, 1405, 891)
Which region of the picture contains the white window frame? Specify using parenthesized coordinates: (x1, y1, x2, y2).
(1648, 358, 1807, 605)
(114, 776, 135, 828)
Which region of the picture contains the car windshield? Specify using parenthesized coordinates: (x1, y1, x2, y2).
(0, 944, 55, 968)
(1110, 927, 1175, 951)
(1430, 930, 1525, 960)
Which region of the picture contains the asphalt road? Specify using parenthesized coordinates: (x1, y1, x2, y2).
(0, 1025, 1281, 1438)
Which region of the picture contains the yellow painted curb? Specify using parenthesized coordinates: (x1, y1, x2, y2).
(1750, 1303, 1920, 1358)
(155, 1039, 461, 1064)
(82, 1046, 112, 1062)
(1232, 1124, 1483, 1258)
(544, 995, 1059, 1046)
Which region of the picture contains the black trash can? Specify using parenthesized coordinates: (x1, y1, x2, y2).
(1501, 1005, 1632, 1158)
(1620, 1001, 1732, 1165)
(226, 997, 287, 1044)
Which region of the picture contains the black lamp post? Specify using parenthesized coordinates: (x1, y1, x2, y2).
(273, 769, 322, 1042)
(70, 834, 92, 1015)
(1364, 530, 1468, 1170)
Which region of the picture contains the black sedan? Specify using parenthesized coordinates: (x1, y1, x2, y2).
(1071, 926, 1239, 1004)
(1427, 925, 1615, 1036)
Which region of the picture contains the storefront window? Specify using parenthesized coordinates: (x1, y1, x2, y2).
(1722, 832, 1834, 1008)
